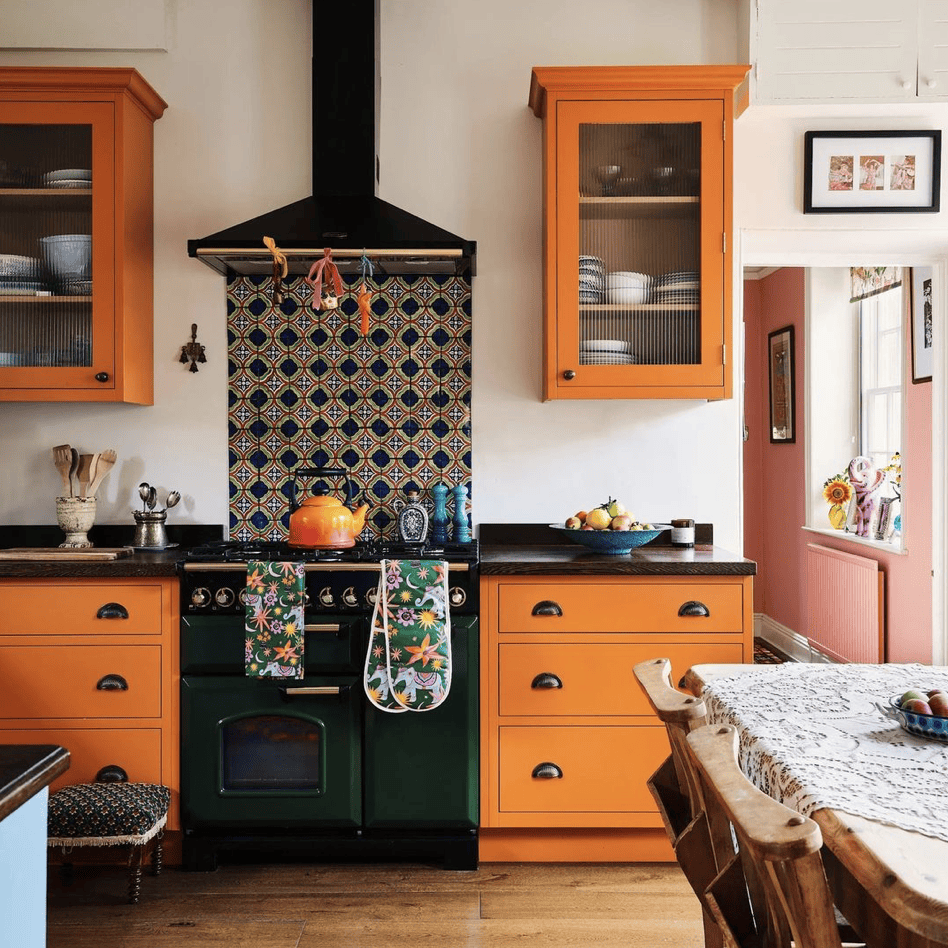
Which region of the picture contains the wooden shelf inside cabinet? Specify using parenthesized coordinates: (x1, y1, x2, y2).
(579, 196, 699, 220)
(0, 295, 91, 303)
(579, 304, 699, 313)
(0, 187, 92, 196)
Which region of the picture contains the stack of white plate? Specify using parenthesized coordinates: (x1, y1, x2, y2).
(43, 168, 92, 190)
(652, 270, 699, 306)
(579, 255, 605, 303)
(0, 254, 46, 296)
(605, 270, 650, 305)
(580, 339, 637, 364)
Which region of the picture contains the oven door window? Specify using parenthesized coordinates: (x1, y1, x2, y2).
(222, 714, 323, 792)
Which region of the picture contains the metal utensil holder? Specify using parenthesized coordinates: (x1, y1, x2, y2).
(133, 510, 169, 549)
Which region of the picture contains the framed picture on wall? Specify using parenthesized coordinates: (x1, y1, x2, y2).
(803, 130, 941, 213)
(911, 266, 934, 383)
(768, 325, 795, 443)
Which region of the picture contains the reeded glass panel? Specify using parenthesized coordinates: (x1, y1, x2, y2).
(0, 123, 93, 369)
(222, 714, 322, 791)
(577, 122, 700, 368)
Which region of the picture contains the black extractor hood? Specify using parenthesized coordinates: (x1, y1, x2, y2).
(187, 0, 475, 277)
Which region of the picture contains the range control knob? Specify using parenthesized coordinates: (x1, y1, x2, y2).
(342, 586, 359, 608)
(318, 586, 335, 608)
(365, 586, 379, 607)
(449, 586, 467, 607)
(238, 588, 251, 606)
(191, 587, 211, 608)
(215, 587, 236, 608)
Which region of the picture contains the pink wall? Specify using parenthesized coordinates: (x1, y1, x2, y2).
(743, 270, 933, 662)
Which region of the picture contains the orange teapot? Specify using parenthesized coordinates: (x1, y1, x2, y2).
(287, 467, 369, 549)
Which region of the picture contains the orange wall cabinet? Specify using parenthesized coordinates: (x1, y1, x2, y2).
(529, 66, 749, 400)
(0, 67, 166, 403)
(479, 573, 753, 861)
(0, 577, 180, 829)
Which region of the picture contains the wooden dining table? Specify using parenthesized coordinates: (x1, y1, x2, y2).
(681, 664, 948, 948)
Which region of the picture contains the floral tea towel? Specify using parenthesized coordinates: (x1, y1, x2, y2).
(245, 561, 305, 678)
(364, 559, 451, 712)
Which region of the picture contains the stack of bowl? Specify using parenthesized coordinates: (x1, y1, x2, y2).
(580, 339, 637, 365)
(39, 234, 92, 295)
(43, 168, 92, 190)
(605, 271, 650, 305)
(579, 255, 605, 303)
(0, 253, 46, 296)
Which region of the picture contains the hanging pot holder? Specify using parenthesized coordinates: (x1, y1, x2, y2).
(363, 559, 452, 712)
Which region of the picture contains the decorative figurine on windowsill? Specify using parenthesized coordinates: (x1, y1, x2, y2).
(179, 323, 206, 373)
(822, 470, 852, 530)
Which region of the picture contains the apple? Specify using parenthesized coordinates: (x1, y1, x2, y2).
(926, 688, 947, 698)
(903, 698, 933, 715)
(610, 515, 632, 531)
(575, 510, 588, 523)
(928, 692, 948, 717)
(564, 517, 581, 530)
(580, 524, 594, 531)
(900, 689, 927, 706)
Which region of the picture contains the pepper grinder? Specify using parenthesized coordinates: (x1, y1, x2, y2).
(431, 483, 450, 544)
(452, 483, 471, 543)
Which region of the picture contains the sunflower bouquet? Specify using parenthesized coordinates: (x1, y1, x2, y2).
(822, 471, 852, 529)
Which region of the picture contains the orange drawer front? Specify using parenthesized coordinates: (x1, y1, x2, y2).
(0, 582, 163, 636)
(499, 641, 744, 717)
(0, 726, 162, 794)
(497, 582, 743, 634)
(498, 725, 668, 812)
(0, 645, 161, 719)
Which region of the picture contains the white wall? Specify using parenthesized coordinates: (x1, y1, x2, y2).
(0, 0, 746, 549)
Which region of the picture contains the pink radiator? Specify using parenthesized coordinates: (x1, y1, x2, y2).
(806, 543, 884, 663)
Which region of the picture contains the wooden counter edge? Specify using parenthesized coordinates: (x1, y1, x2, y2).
(0, 745, 70, 822)
(681, 663, 948, 945)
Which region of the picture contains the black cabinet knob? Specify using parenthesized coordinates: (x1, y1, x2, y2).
(94, 371, 110, 383)
(531, 600, 563, 617)
(96, 674, 129, 691)
(531, 673, 563, 690)
(563, 369, 576, 380)
(678, 600, 710, 617)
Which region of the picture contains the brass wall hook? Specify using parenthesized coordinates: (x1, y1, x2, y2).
(179, 323, 207, 373)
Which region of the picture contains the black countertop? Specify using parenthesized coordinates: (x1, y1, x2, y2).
(479, 523, 756, 576)
(0, 744, 70, 822)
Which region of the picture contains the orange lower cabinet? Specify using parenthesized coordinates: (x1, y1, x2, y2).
(499, 725, 667, 815)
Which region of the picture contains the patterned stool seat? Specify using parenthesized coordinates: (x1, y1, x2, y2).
(48, 782, 170, 903)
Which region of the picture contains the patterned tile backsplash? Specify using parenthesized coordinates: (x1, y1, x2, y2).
(227, 272, 472, 542)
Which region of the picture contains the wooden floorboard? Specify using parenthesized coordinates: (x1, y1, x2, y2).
(47, 862, 705, 947)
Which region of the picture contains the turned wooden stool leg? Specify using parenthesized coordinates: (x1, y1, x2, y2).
(128, 846, 146, 904)
(151, 833, 164, 876)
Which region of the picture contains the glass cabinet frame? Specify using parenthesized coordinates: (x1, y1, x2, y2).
(0, 68, 166, 403)
(529, 66, 750, 401)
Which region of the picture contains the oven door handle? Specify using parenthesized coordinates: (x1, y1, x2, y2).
(279, 685, 350, 696)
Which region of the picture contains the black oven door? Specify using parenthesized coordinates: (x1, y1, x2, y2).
(181, 676, 361, 828)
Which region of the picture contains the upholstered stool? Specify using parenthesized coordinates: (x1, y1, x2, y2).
(47, 779, 170, 904)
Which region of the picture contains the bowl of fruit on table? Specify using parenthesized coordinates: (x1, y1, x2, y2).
(550, 499, 668, 555)
(887, 688, 948, 742)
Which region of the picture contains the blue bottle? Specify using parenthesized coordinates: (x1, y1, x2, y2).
(452, 483, 470, 543)
(431, 483, 450, 544)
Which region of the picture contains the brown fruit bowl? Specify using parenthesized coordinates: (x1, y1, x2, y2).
(549, 524, 668, 555)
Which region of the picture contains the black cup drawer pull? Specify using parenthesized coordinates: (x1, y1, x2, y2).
(96, 674, 129, 691)
(532, 762, 563, 779)
(678, 600, 710, 618)
(531, 673, 563, 690)
(531, 600, 563, 617)
(96, 602, 129, 620)
(96, 765, 128, 783)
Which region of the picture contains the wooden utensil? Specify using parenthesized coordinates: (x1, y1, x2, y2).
(69, 447, 79, 495)
(76, 453, 95, 498)
(52, 444, 73, 496)
(86, 448, 116, 497)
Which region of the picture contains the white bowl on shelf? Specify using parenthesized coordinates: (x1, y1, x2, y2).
(39, 234, 92, 284)
(581, 339, 631, 353)
(606, 286, 649, 305)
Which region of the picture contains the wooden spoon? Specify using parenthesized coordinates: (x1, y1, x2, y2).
(51, 444, 73, 497)
(76, 454, 95, 499)
(86, 449, 116, 497)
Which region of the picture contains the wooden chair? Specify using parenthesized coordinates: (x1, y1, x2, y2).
(686, 723, 863, 948)
(633, 658, 740, 948)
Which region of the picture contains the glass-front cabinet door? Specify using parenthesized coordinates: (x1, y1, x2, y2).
(0, 101, 114, 389)
(530, 66, 749, 400)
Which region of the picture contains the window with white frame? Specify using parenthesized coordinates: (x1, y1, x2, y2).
(859, 287, 903, 473)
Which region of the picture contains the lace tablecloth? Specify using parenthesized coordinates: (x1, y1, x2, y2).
(700, 662, 948, 842)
